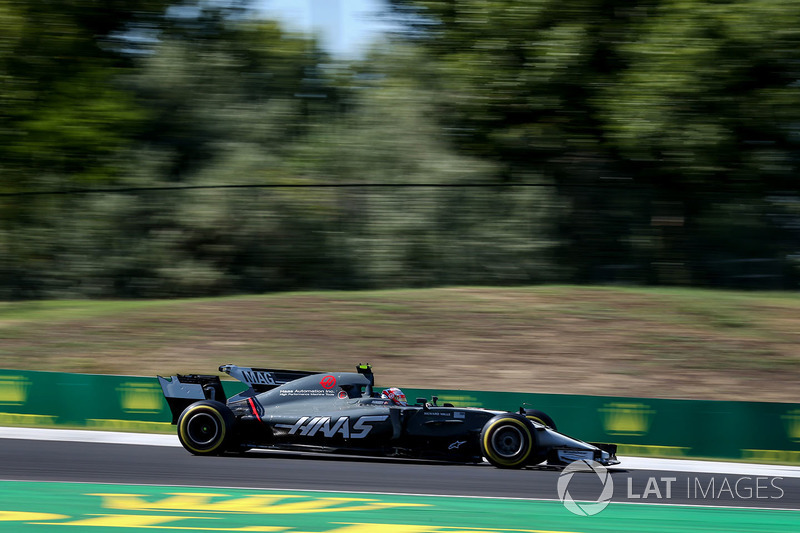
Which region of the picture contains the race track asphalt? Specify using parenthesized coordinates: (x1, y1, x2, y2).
(2, 437, 799, 509)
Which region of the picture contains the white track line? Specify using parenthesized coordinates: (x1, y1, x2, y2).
(618, 456, 800, 478)
(3, 426, 800, 478)
(0, 426, 179, 447)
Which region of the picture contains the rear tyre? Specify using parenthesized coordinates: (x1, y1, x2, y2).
(480, 415, 534, 469)
(177, 400, 234, 456)
(523, 409, 557, 430)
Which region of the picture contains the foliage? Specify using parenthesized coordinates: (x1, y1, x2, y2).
(0, 0, 798, 298)
(386, 0, 800, 285)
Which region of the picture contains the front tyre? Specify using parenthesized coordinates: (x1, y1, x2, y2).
(522, 409, 557, 431)
(177, 400, 234, 456)
(480, 415, 534, 469)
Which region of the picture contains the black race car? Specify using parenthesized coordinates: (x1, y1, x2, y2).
(158, 363, 618, 469)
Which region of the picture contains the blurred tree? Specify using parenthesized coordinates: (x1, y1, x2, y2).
(3, 0, 799, 298)
(385, 0, 800, 285)
(0, 0, 174, 186)
(601, 0, 800, 283)
(57, 10, 340, 296)
(130, 14, 331, 180)
(0, 0, 174, 297)
(606, 0, 800, 191)
(383, 0, 655, 280)
(288, 45, 559, 287)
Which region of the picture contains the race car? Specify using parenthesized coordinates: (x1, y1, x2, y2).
(158, 363, 619, 469)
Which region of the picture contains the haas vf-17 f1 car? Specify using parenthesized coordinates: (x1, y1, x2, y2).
(158, 364, 619, 468)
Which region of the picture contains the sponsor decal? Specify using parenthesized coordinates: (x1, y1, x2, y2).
(240, 370, 276, 386)
(557, 460, 614, 516)
(320, 375, 337, 389)
(279, 389, 335, 397)
(367, 399, 390, 405)
(89, 492, 427, 514)
(435, 394, 480, 407)
(86, 419, 171, 432)
(0, 413, 57, 426)
(742, 449, 800, 463)
(448, 440, 466, 450)
(454, 411, 465, 419)
(117, 382, 163, 413)
(275, 415, 388, 439)
(423, 411, 451, 416)
(0, 491, 431, 530)
(0, 517, 563, 533)
(782, 409, 800, 443)
(557, 450, 594, 463)
(247, 398, 262, 422)
(0, 375, 30, 405)
(338, 391, 348, 400)
(616, 444, 690, 457)
(599, 402, 655, 436)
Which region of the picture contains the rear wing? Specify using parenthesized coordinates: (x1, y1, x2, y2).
(218, 364, 321, 393)
(157, 365, 320, 423)
(158, 363, 375, 423)
(218, 363, 375, 394)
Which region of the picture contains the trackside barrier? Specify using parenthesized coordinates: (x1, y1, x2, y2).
(1, 369, 799, 463)
(0, 369, 246, 434)
(402, 388, 800, 463)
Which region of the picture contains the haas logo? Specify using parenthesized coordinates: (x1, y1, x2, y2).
(276, 415, 388, 439)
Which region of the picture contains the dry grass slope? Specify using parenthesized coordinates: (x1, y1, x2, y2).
(0, 286, 798, 402)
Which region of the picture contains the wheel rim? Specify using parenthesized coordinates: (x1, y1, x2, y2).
(491, 425, 525, 458)
(186, 412, 220, 446)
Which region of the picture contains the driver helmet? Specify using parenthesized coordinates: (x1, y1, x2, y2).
(381, 387, 407, 406)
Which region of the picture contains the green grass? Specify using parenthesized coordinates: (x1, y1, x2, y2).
(0, 299, 176, 322)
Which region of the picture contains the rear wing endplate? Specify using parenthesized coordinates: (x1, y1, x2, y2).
(157, 374, 225, 424)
